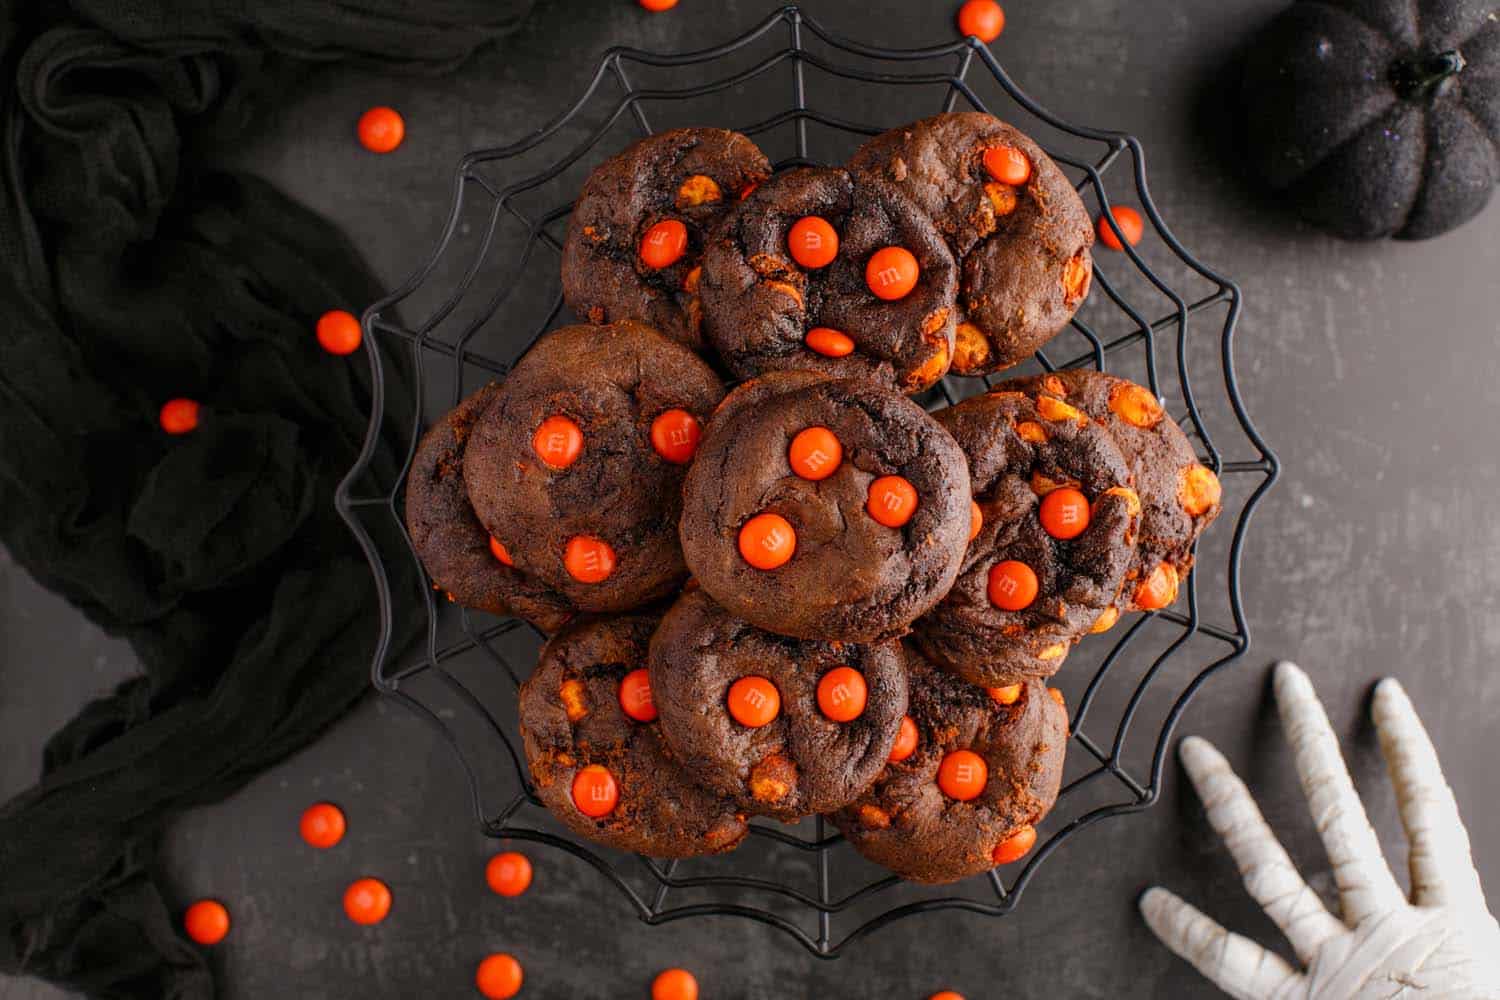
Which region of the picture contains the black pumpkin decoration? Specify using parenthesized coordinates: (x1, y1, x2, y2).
(1243, 0, 1499, 240)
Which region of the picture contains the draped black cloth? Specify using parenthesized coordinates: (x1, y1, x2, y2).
(0, 2, 532, 996)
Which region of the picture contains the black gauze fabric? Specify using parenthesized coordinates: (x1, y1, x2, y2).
(0, 1, 533, 996)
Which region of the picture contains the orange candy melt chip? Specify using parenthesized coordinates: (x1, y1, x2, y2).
(619, 668, 658, 722)
(968, 500, 983, 541)
(937, 749, 988, 801)
(533, 415, 583, 468)
(738, 513, 796, 570)
(1039, 487, 1091, 540)
(650, 409, 702, 464)
(789, 426, 843, 480)
(316, 310, 362, 355)
(299, 802, 346, 849)
(476, 953, 525, 1000)
(159, 398, 200, 435)
(987, 560, 1039, 611)
(183, 900, 230, 946)
(1181, 464, 1222, 516)
(564, 535, 616, 584)
(1098, 205, 1145, 251)
(486, 851, 533, 897)
(357, 106, 404, 153)
(930, 993, 967, 1000)
(640, 219, 689, 269)
(817, 667, 868, 722)
(489, 536, 515, 567)
(865, 246, 919, 300)
(867, 475, 918, 528)
(571, 765, 619, 817)
(652, 968, 699, 1000)
(956, 0, 1005, 41)
(728, 675, 781, 727)
(639, 0, 678, 10)
(992, 824, 1037, 865)
(805, 326, 855, 357)
(988, 684, 1021, 706)
(343, 878, 392, 925)
(889, 715, 920, 762)
(788, 216, 839, 269)
(983, 145, 1030, 186)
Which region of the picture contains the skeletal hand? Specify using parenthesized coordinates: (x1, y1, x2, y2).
(1140, 661, 1500, 999)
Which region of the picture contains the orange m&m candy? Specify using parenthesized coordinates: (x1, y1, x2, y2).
(299, 802, 346, 849)
(651, 409, 701, 464)
(652, 968, 699, 1000)
(738, 512, 795, 570)
(867, 475, 918, 528)
(865, 247, 919, 300)
(988, 684, 1021, 706)
(564, 536, 616, 584)
(992, 824, 1037, 864)
(159, 398, 200, 435)
(640, 219, 688, 269)
(817, 667, 868, 722)
(618, 668, 657, 722)
(788, 216, 839, 268)
(931, 993, 967, 1000)
(1039, 487, 1091, 540)
(983, 145, 1030, 186)
(357, 106, 404, 153)
(640, 0, 678, 9)
(533, 415, 583, 469)
(489, 536, 515, 567)
(1098, 205, 1144, 251)
(988, 560, 1038, 611)
(728, 675, 781, 727)
(316, 309, 362, 355)
(956, 0, 1004, 41)
(937, 749, 988, 801)
(789, 426, 842, 480)
(343, 878, 392, 925)
(805, 327, 855, 357)
(889, 715, 920, 762)
(1134, 561, 1179, 610)
(571, 764, 619, 817)
(476, 953, 524, 999)
(183, 900, 229, 945)
(968, 500, 983, 541)
(485, 851, 533, 897)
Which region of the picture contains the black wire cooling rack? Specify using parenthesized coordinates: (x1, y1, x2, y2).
(335, 5, 1279, 958)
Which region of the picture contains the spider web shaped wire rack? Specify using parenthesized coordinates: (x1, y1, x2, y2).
(335, 4, 1279, 958)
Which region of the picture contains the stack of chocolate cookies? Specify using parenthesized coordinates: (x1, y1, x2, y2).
(403, 116, 1222, 883)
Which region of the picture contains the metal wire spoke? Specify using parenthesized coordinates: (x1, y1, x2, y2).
(332, 4, 1278, 959)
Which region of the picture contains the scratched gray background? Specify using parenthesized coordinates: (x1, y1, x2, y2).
(3, 0, 1498, 997)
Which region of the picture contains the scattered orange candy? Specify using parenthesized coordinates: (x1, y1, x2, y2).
(650, 409, 701, 464)
(343, 878, 392, 925)
(316, 309, 362, 355)
(969, 500, 983, 541)
(299, 802, 346, 849)
(1181, 464, 1222, 516)
(652, 967, 699, 1000)
(983, 145, 1030, 186)
(639, 0, 678, 10)
(183, 900, 230, 945)
(727, 675, 781, 728)
(1048, 687, 1066, 709)
(817, 667, 868, 722)
(889, 715, 920, 762)
(476, 953, 524, 999)
(564, 535, 616, 584)
(159, 398, 200, 435)
(489, 536, 515, 567)
(805, 327, 855, 357)
(1134, 561, 1178, 610)
(738, 512, 796, 570)
(640, 219, 689, 269)
(992, 824, 1037, 864)
(867, 475, 918, 528)
(988, 684, 1021, 706)
(789, 426, 842, 481)
(937, 749, 988, 801)
(865, 246, 919, 300)
(987, 560, 1038, 611)
(533, 415, 583, 469)
(485, 852, 533, 897)
(788, 216, 839, 269)
(619, 668, 657, 722)
(1098, 205, 1144, 251)
(930, 993, 967, 1000)
(956, 0, 1004, 41)
(1039, 487, 1091, 540)
(357, 106, 404, 153)
(571, 765, 619, 817)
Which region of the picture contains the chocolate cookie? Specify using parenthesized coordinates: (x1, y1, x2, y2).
(848, 112, 1094, 374)
(913, 385, 1141, 686)
(519, 615, 748, 857)
(679, 371, 971, 642)
(403, 384, 574, 633)
(562, 128, 771, 350)
(831, 647, 1068, 884)
(699, 166, 959, 393)
(647, 589, 908, 820)
(1006, 371, 1222, 615)
(464, 322, 724, 614)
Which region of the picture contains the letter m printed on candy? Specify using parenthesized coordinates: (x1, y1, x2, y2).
(873, 265, 902, 290)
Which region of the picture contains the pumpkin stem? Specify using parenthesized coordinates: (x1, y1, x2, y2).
(1389, 50, 1466, 100)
